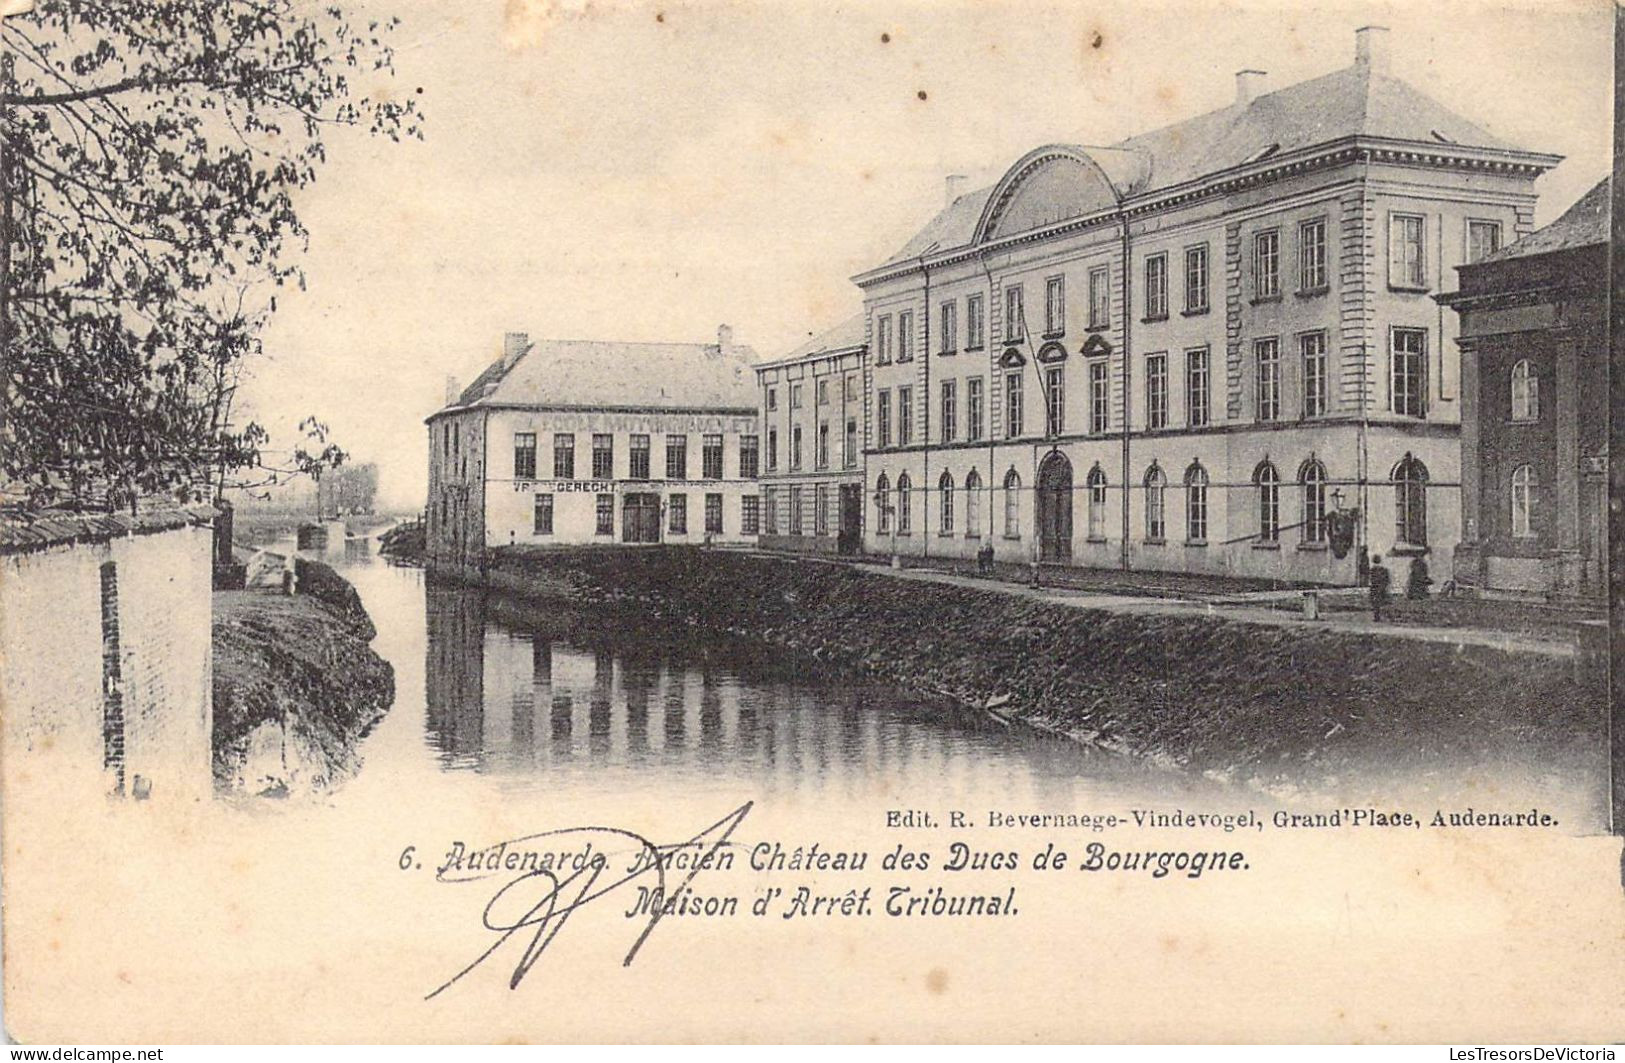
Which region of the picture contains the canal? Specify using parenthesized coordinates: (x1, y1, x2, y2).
(331, 545, 1244, 811)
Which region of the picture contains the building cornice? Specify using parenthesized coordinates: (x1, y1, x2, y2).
(852, 136, 1561, 289)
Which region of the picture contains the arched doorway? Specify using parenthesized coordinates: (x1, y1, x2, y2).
(1037, 450, 1073, 562)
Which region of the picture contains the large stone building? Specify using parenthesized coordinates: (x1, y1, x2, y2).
(0, 502, 217, 801)
(853, 27, 1560, 584)
(1439, 178, 1609, 598)
(753, 314, 868, 554)
(426, 329, 762, 571)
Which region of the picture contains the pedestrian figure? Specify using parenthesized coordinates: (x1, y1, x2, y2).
(977, 541, 995, 576)
(1368, 553, 1391, 621)
(1406, 556, 1432, 600)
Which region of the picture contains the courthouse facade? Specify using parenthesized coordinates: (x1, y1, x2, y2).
(855, 27, 1559, 584)
(426, 329, 761, 571)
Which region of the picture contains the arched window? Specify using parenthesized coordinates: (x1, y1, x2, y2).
(1184, 461, 1209, 543)
(1394, 455, 1428, 547)
(1144, 464, 1167, 542)
(1511, 463, 1537, 538)
(965, 469, 982, 536)
(1300, 459, 1328, 544)
(1254, 460, 1280, 543)
(1511, 359, 1539, 422)
(874, 473, 890, 533)
(1003, 469, 1021, 538)
(938, 470, 955, 534)
(1086, 464, 1108, 540)
(897, 472, 912, 535)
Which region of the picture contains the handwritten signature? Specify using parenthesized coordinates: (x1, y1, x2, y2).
(424, 801, 752, 999)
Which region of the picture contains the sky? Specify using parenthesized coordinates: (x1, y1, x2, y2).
(240, 0, 1615, 510)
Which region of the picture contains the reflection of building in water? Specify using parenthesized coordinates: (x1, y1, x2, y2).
(422, 584, 1110, 798)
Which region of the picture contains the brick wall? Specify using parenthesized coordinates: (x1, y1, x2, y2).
(1, 523, 214, 802)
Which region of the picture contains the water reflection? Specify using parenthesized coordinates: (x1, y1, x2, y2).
(420, 581, 1206, 803)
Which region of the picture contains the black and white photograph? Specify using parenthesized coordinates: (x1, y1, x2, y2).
(0, 0, 1619, 1047)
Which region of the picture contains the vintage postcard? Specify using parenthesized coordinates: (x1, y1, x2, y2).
(0, 0, 1620, 1046)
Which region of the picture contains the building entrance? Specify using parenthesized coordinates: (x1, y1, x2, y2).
(621, 493, 661, 544)
(1037, 451, 1073, 563)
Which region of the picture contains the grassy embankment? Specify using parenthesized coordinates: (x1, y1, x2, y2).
(481, 546, 1605, 798)
(212, 559, 395, 796)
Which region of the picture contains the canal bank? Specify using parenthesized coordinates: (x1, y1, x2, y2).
(459, 546, 1606, 799)
(212, 557, 396, 796)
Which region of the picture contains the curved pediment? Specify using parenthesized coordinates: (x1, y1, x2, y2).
(975, 145, 1145, 244)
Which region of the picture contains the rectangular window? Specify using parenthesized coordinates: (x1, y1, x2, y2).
(1389, 213, 1426, 289)
(1005, 284, 1025, 343)
(1302, 333, 1328, 417)
(1005, 373, 1023, 438)
(897, 386, 913, 444)
(877, 390, 892, 448)
(816, 422, 829, 469)
(1256, 338, 1281, 422)
(1088, 360, 1109, 433)
(1044, 365, 1064, 436)
(967, 377, 984, 442)
(966, 294, 985, 349)
(741, 495, 760, 535)
(533, 493, 554, 535)
(816, 378, 829, 406)
(940, 300, 958, 353)
(1391, 328, 1428, 416)
(844, 418, 857, 467)
(941, 380, 957, 443)
(766, 386, 778, 411)
(1467, 219, 1502, 264)
(1145, 253, 1168, 319)
(592, 433, 614, 479)
(767, 427, 779, 471)
(1045, 275, 1065, 335)
(702, 433, 724, 479)
(739, 434, 759, 479)
(876, 315, 893, 364)
(1254, 229, 1280, 298)
(815, 483, 829, 536)
(897, 311, 914, 362)
(595, 494, 614, 536)
(1088, 266, 1110, 329)
(844, 374, 858, 402)
(789, 486, 803, 535)
(763, 487, 778, 534)
(666, 435, 687, 480)
(513, 432, 537, 480)
(1147, 354, 1169, 430)
(1186, 348, 1210, 427)
(791, 424, 803, 470)
(1299, 218, 1327, 291)
(629, 434, 651, 480)
(705, 492, 723, 534)
(1185, 245, 1209, 313)
(790, 383, 803, 410)
(668, 493, 687, 534)
(553, 433, 575, 479)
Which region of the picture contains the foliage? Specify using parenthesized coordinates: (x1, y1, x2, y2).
(0, 0, 422, 508)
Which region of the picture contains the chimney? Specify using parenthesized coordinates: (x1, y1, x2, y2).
(944, 173, 969, 207)
(717, 323, 734, 355)
(1235, 69, 1267, 107)
(502, 331, 529, 371)
(444, 374, 460, 406)
(1354, 25, 1390, 75)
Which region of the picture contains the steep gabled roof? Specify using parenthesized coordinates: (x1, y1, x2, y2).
(435, 337, 760, 418)
(871, 60, 1545, 273)
(1480, 178, 1609, 262)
